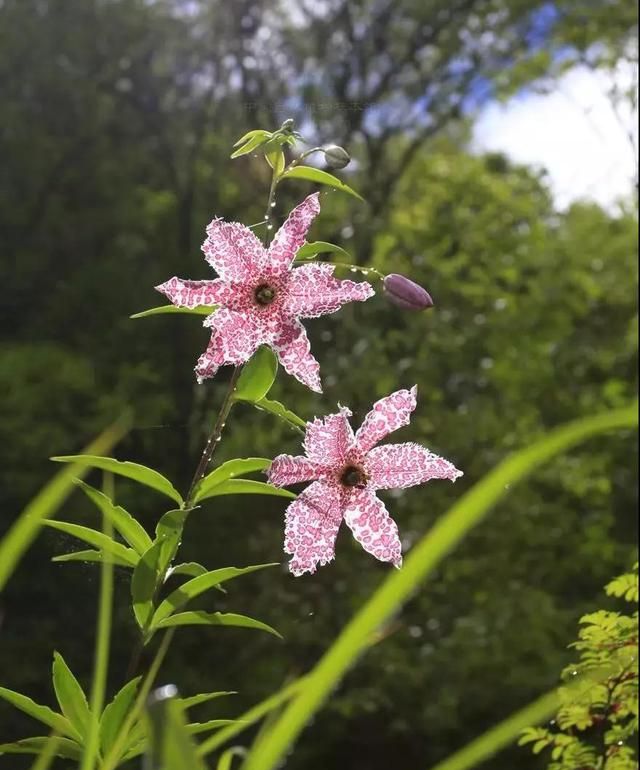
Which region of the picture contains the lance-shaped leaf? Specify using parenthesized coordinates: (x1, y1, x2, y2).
(150, 564, 278, 627)
(154, 611, 281, 637)
(166, 562, 209, 580)
(155, 508, 190, 576)
(253, 398, 307, 429)
(99, 677, 141, 756)
(44, 521, 138, 567)
(295, 241, 351, 261)
(50, 456, 183, 505)
(280, 166, 364, 201)
(52, 549, 137, 568)
(0, 737, 83, 759)
(231, 130, 272, 158)
(0, 687, 79, 740)
(180, 692, 237, 709)
(52, 652, 91, 739)
(131, 539, 164, 631)
(130, 304, 214, 319)
(187, 720, 237, 735)
(74, 480, 152, 555)
(145, 686, 208, 770)
(233, 346, 278, 403)
(192, 458, 272, 503)
(196, 479, 296, 503)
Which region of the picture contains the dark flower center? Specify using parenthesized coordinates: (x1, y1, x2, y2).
(340, 464, 366, 488)
(255, 283, 276, 306)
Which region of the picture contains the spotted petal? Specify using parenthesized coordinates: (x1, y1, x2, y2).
(155, 277, 220, 309)
(194, 333, 226, 384)
(303, 407, 355, 467)
(284, 263, 374, 318)
(194, 309, 266, 383)
(344, 488, 402, 568)
(268, 455, 324, 487)
(202, 219, 266, 282)
(284, 480, 344, 576)
(365, 443, 463, 490)
(265, 193, 320, 275)
(272, 319, 322, 393)
(355, 386, 418, 453)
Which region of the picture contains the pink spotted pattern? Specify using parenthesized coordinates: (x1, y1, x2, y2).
(156, 194, 374, 392)
(268, 386, 463, 576)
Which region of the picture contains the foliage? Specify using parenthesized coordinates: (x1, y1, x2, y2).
(520, 564, 639, 770)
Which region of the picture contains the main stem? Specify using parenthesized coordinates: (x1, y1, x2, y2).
(184, 364, 243, 507)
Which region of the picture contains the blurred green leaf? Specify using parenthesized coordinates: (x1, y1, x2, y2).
(145, 686, 208, 770)
(50, 456, 183, 505)
(181, 692, 236, 709)
(52, 549, 136, 568)
(280, 166, 364, 201)
(231, 130, 272, 158)
(0, 737, 82, 760)
(295, 241, 352, 261)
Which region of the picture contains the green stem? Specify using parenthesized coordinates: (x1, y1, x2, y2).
(80, 473, 115, 770)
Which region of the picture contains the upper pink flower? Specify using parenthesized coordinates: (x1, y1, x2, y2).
(156, 193, 374, 392)
(267, 386, 463, 576)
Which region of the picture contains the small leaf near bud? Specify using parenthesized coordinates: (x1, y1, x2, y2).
(383, 274, 434, 311)
(323, 145, 351, 170)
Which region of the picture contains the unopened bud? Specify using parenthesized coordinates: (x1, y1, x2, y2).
(383, 273, 434, 311)
(323, 145, 351, 169)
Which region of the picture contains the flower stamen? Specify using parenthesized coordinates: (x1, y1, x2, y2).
(254, 283, 277, 306)
(340, 464, 366, 488)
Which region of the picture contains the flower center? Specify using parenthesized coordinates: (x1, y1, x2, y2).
(340, 464, 366, 488)
(254, 283, 276, 306)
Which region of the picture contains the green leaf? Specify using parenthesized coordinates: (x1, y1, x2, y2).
(187, 719, 237, 734)
(167, 562, 209, 580)
(154, 508, 190, 576)
(193, 458, 272, 503)
(295, 241, 351, 261)
(74, 480, 152, 555)
(50, 455, 183, 505)
(52, 652, 91, 739)
(100, 677, 141, 756)
(231, 131, 273, 158)
(180, 692, 236, 709)
(217, 747, 247, 770)
(280, 166, 364, 201)
(233, 347, 278, 403)
(0, 687, 79, 740)
(265, 148, 285, 175)
(196, 479, 296, 503)
(254, 398, 307, 429)
(52, 549, 136, 568)
(130, 304, 214, 319)
(154, 611, 282, 637)
(151, 564, 279, 627)
(232, 129, 272, 149)
(44, 521, 138, 567)
(145, 690, 208, 770)
(131, 539, 164, 630)
(0, 737, 83, 760)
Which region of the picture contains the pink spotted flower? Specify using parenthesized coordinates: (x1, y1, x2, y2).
(156, 193, 373, 392)
(268, 386, 463, 576)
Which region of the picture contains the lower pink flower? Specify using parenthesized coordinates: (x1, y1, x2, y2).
(268, 387, 463, 575)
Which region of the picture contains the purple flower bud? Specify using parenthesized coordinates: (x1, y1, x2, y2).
(383, 273, 434, 311)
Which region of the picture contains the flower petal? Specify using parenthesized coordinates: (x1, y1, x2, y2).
(202, 219, 266, 282)
(155, 277, 220, 308)
(365, 443, 463, 490)
(272, 319, 322, 393)
(266, 193, 320, 275)
(284, 263, 374, 318)
(284, 480, 344, 576)
(268, 455, 324, 487)
(355, 386, 418, 453)
(194, 309, 266, 382)
(344, 488, 402, 568)
(303, 407, 355, 467)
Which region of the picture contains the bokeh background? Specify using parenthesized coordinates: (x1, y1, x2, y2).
(0, 1, 638, 768)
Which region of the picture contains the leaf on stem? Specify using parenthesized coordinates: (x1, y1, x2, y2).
(51, 652, 91, 740)
(280, 166, 364, 201)
(45, 522, 139, 568)
(233, 347, 278, 403)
